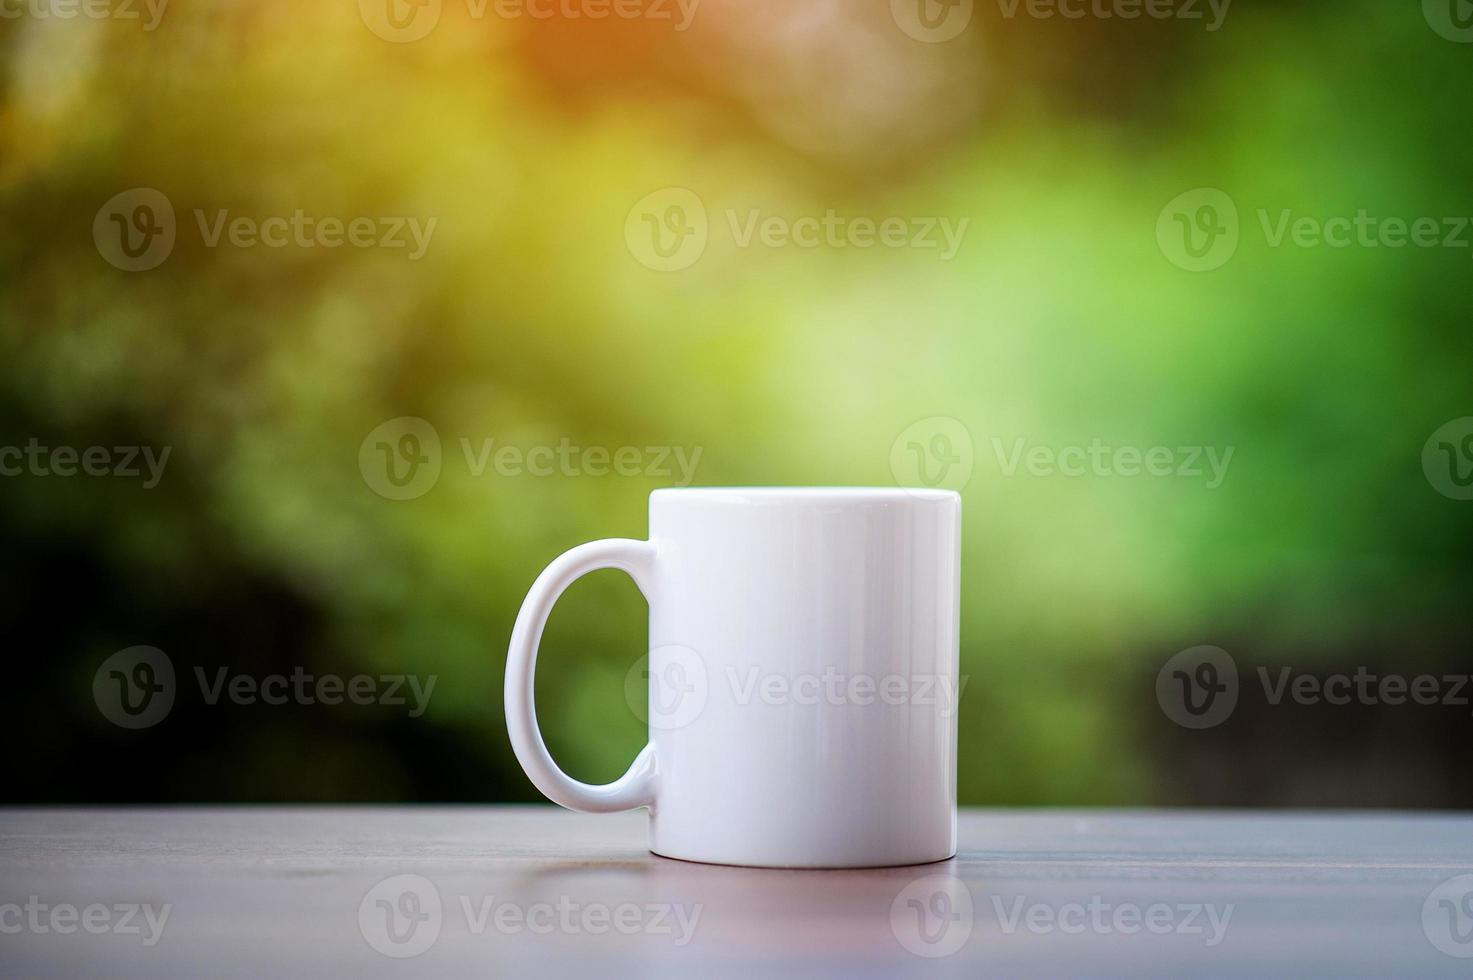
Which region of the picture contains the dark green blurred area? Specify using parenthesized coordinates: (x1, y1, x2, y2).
(1, 0, 1470, 806)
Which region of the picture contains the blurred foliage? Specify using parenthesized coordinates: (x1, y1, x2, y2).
(0, 0, 1470, 805)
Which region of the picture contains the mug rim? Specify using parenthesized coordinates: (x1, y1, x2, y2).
(651, 486, 957, 503)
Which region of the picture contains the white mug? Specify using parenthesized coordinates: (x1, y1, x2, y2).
(505, 487, 961, 868)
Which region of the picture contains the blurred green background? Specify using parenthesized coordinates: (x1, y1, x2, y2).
(2, 0, 1470, 806)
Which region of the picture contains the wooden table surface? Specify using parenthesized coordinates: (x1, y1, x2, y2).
(2, 806, 1472, 977)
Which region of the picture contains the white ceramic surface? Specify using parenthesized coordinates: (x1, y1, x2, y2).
(505, 487, 961, 868)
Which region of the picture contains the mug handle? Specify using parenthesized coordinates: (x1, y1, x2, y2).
(504, 538, 659, 813)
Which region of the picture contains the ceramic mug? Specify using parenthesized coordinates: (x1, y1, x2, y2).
(505, 487, 961, 868)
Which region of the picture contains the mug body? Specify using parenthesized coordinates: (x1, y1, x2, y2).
(645, 487, 961, 868)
